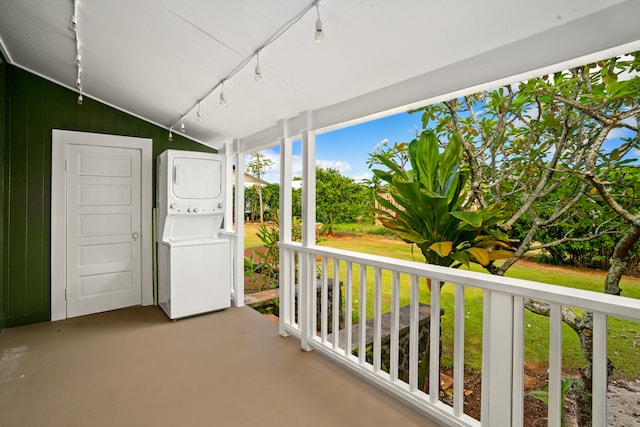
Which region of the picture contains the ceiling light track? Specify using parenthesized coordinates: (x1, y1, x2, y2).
(69, 0, 83, 105)
(167, 0, 325, 139)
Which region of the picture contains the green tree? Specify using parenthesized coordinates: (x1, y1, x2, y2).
(315, 167, 373, 234)
(370, 130, 514, 269)
(405, 51, 640, 425)
(245, 151, 274, 223)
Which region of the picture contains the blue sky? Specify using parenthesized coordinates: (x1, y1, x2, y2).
(259, 111, 424, 183)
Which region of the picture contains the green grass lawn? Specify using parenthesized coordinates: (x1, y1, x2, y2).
(243, 223, 265, 249)
(244, 223, 640, 379)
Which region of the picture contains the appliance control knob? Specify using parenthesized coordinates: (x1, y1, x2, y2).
(187, 208, 192, 213)
(194, 208, 199, 213)
(170, 203, 176, 210)
(217, 203, 223, 209)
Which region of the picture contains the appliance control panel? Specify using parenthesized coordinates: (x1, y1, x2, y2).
(168, 202, 223, 214)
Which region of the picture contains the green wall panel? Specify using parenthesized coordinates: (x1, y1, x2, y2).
(2, 65, 215, 327)
(0, 54, 6, 331)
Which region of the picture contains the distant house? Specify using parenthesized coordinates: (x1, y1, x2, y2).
(232, 165, 269, 187)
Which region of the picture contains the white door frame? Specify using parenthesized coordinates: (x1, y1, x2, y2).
(51, 130, 153, 321)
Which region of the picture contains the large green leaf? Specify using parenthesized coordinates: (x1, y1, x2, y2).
(412, 131, 439, 191)
(429, 241, 453, 257)
(450, 251, 471, 269)
(372, 155, 407, 179)
(438, 133, 462, 189)
(487, 250, 516, 261)
(466, 247, 490, 266)
(450, 211, 483, 227)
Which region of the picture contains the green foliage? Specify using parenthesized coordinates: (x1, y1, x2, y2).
(330, 223, 396, 237)
(315, 167, 374, 233)
(245, 214, 329, 290)
(370, 129, 515, 268)
(244, 183, 280, 221)
(529, 377, 573, 427)
(409, 52, 640, 279)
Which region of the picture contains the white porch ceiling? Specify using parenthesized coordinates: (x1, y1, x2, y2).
(1, 1, 640, 149)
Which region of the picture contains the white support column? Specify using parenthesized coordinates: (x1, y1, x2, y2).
(299, 127, 316, 351)
(223, 141, 235, 307)
(233, 140, 245, 307)
(279, 135, 293, 337)
(301, 128, 316, 247)
(223, 141, 234, 233)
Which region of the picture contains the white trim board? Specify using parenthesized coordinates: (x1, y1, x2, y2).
(51, 130, 153, 321)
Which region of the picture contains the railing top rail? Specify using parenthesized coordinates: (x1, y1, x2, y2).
(279, 242, 640, 322)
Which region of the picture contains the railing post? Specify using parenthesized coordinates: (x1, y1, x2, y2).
(481, 290, 514, 426)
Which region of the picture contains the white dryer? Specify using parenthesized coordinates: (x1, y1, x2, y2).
(156, 149, 230, 319)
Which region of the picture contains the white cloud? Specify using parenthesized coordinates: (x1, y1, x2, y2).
(242, 149, 363, 184)
(351, 172, 372, 183)
(605, 127, 629, 141)
(316, 159, 353, 173)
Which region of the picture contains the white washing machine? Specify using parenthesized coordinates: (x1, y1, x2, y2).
(156, 149, 230, 319)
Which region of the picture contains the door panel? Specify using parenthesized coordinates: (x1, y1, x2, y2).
(66, 144, 142, 318)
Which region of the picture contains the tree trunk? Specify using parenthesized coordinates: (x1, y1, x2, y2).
(257, 185, 264, 224)
(604, 224, 640, 296)
(571, 224, 640, 425)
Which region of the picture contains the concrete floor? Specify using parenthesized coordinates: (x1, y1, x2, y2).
(0, 305, 442, 427)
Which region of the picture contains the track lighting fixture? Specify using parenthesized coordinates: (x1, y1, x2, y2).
(68, 14, 77, 31)
(169, 1, 326, 134)
(315, 4, 324, 43)
(76, 76, 82, 89)
(254, 52, 262, 84)
(75, 53, 81, 65)
(196, 101, 203, 122)
(77, 93, 83, 105)
(168, 128, 174, 142)
(219, 82, 227, 107)
(68, 0, 78, 31)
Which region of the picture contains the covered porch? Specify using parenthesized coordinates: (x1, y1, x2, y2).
(1, 1, 640, 426)
(0, 305, 434, 426)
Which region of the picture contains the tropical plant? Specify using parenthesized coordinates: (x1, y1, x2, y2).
(529, 377, 574, 427)
(370, 129, 514, 269)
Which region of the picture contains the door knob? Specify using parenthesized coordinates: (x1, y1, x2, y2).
(132, 232, 140, 242)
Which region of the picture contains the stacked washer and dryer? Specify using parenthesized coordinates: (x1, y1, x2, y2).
(156, 149, 231, 320)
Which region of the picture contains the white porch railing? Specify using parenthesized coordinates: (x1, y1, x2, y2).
(279, 242, 640, 427)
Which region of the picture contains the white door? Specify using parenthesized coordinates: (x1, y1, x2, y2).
(65, 144, 142, 318)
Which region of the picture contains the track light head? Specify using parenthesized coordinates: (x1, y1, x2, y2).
(254, 52, 263, 84)
(68, 14, 77, 31)
(314, 4, 324, 43)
